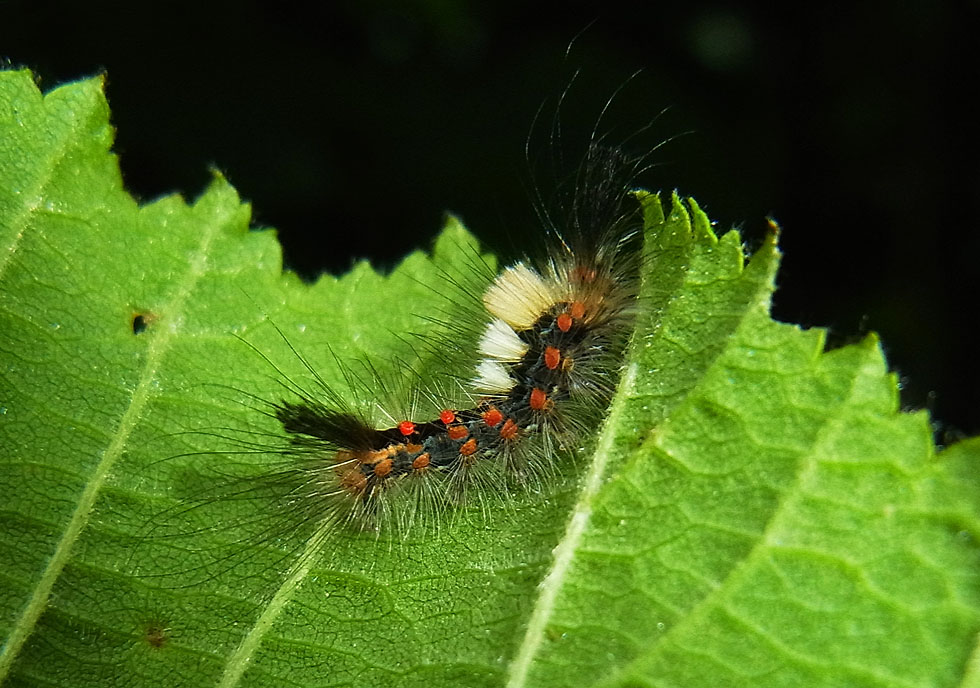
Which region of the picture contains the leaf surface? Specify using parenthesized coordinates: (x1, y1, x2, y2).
(1, 71, 978, 688)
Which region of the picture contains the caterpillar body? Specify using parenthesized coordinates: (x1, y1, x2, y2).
(265, 142, 645, 532)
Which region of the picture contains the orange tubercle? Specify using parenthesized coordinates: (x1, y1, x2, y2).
(557, 313, 572, 332)
(447, 425, 469, 441)
(460, 438, 478, 456)
(529, 387, 548, 411)
(482, 407, 504, 427)
(544, 346, 561, 370)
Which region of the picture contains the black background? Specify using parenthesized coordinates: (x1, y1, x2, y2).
(3, 1, 977, 437)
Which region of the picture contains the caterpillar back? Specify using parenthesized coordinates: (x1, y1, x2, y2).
(269, 141, 647, 534)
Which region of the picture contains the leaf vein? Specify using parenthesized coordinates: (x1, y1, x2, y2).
(0, 200, 228, 679)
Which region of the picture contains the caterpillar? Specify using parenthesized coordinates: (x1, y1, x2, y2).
(132, 129, 654, 592)
(242, 141, 648, 537)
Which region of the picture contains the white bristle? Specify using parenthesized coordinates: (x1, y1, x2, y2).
(482, 263, 562, 329)
(478, 318, 528, 362)
(473, 359, 515, 393)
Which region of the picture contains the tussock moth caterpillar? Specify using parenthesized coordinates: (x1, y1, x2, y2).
(251, 145, 646, 536)
(134, 101, 660, 593)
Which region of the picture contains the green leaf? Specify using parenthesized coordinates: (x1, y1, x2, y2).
(1, 70, 978, 688)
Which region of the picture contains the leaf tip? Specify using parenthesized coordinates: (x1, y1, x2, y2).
(636, 189, 665, 227)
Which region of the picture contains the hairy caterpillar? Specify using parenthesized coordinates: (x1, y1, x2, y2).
(252, 141, 646, 537)
(134, 125, 655, 591)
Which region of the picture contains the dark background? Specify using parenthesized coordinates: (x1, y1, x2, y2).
(3, 1, 977, 437)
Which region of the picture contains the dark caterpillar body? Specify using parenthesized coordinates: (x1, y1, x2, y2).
(271, 142, 645, 526)
(276, 155, 638, 511)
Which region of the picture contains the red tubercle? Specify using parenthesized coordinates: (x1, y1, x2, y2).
(460, 438, 478, 456)
(398, 420, 416, 436)
(529, 387, 548, 411)
(439, 409, 456, 425)
(544, 346, 561, 370)
(570, 301, 586, 319)
(557, 313, 572, 332)
(447, 425, 469, 441)
(500, 418, 519, 440)
(482, 407, 504, 427)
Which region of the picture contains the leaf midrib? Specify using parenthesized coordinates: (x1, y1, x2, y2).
(503, 362, 639, 688)
(0, 83, 88, 286)
(216, 522, 335, 687)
